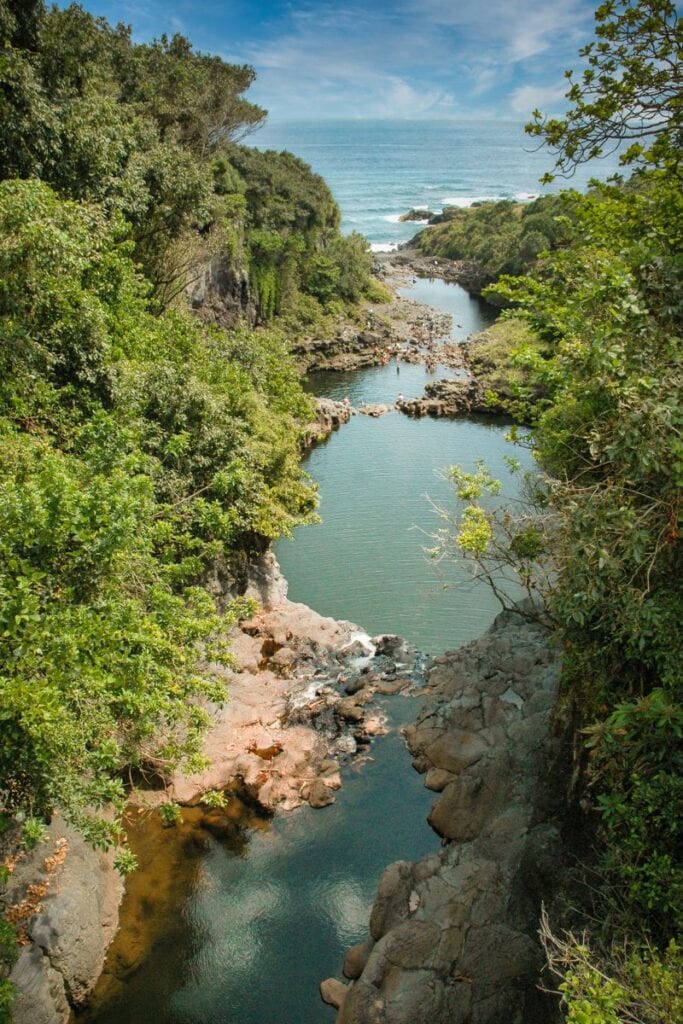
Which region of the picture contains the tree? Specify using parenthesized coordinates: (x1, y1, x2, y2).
(526, 0, 682, 179)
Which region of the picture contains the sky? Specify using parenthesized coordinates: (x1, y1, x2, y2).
(68, 0, 601, 121)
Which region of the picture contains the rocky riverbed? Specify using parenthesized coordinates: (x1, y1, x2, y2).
(5, 555, 426, 1024)
(321, 603, 567, 1024)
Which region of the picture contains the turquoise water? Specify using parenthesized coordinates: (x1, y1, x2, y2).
(85, 700, 436, 1024)
(278, 279, 531, 654)
(252, 119, 624, 249)
(85, 128, 538, 1024)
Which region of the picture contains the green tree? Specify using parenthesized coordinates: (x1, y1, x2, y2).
(526, 0, 683, 179)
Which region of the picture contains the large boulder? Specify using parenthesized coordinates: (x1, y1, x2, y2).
(328, 606, 565, 1024)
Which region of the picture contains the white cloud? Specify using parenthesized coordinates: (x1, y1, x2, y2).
(509, 82, 567, 115)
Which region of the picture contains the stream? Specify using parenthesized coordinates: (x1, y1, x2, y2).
(82, 278, 533, 1024)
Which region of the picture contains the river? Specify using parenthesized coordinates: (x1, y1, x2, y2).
(81, 278, 533, 1024)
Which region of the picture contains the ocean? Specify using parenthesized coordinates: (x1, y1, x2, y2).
(250, 118, 623, 250)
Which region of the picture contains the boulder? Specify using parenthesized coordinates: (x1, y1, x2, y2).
(343, 940, 373, 979)
(306, 779, 336, 809)
(320, 977, 349, 1008)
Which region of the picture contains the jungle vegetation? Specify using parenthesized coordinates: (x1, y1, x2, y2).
(0, 3, 373, 1012)
(441, 2, 681, 1020)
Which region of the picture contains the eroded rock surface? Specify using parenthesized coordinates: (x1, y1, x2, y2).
(325, 605, 565, 1024)
(163, 606, 421, 813)
(305, 398, 354, 444)
(6, 821, 123, 1024)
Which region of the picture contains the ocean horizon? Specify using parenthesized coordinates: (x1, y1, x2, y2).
(250, 118, 624, 249)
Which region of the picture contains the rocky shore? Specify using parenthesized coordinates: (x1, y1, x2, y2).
(321, 604, 567, 1024)
(375, 246, 494, 302)
(5, 556, 423, 1024)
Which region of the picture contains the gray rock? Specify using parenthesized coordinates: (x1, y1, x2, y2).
(10, 946, 70, 1024)
(328, 607, 565, 1024)
(424, 729, 488, 774)
(343, 940, 373, 979)
(10, 821, 123, 1023)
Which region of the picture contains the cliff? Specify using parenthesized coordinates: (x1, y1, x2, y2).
(323, 605, 569, 1024)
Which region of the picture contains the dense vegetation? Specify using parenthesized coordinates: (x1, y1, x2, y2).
(415, 193, 574, 285)
(444, 2, 681, 1019)
(0, 2, 374, 1014)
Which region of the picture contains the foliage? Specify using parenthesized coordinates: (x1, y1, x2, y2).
(20, 817, 48, 850)
(0, 911, 15, 1024)
(437, 2, 683, 961)
(526, 1, 682, 180)
(159, 802, 182, 827)
(541, 911, 683, 1024)
(585, 691, 683, 937)
(0, 179, 317, 858)
(415, 194, 574, 284)
(201, 789, 228, 809)
(0, 2, 372, 315)
(464, 317, 554, 420)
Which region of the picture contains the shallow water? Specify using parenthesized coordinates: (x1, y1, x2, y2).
(84, 278, 530, 1024)
(280, 279, 528, 654)
(81, 701, 435, 1024)
(395, 277, 495, 340)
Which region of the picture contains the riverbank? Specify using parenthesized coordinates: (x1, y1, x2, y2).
(6, 555, 427, 1024)
(322, 604, 566, 1024)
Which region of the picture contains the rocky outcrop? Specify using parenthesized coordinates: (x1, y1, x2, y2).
(379, 248, 494, 301)
(304, 398, 354, 444)
(324, 605, 566, 1024)
(6, 821, 123, 1024)
(399, 210, 435, 223)
(399, 378, 505, 419)
(358, 404, 393, 418)
(187, 255, 257, 328)
(163, 604, 420, 813)
(292, 297, 452, 374)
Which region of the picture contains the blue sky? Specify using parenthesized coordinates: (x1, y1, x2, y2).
(69, 0, 599, 121)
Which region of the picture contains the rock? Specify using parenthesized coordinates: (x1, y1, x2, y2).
(424, 768, 454, 792)
(363, 718, 387, 737)
(373, 677, 407, 695)
(320, 977, 349, 1008)
(359, 404, 393, 417)
(423, 730, 488, 774)
(200, 813, 235, 837)
(10, 946, 71, 1024)
(306, 779, 336, 809)
(343, 940, 373, 979)
(344, 674, 367, 696)
(306, 398, 353, 443)
(336, 698, 366, 724)
(373, 635, 406, 658)
(399, 209, 435, 222)
(9, 820, 124, 1022)
(325, 606, 565, 1024)
(268, 646, 297, 671)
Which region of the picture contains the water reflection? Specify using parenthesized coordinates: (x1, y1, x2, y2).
(82, 278, 523, 1024)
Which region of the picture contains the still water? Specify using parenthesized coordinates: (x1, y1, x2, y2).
(84, 280, 530, 1024)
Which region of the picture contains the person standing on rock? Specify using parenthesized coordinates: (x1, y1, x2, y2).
(396, 393, 404, 407)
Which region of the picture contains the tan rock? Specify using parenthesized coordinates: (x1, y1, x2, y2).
(320, 977, 349, 1008)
